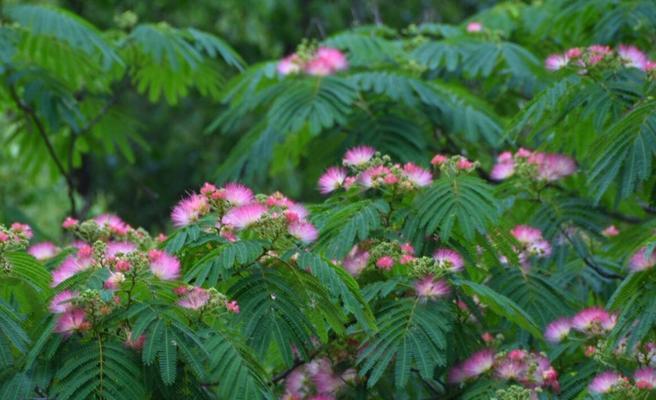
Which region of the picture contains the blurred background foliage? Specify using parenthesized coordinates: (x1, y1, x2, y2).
(0, 0, 494, 238)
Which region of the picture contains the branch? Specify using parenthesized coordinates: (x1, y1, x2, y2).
(8, 84, 78, 216)
(559, 227, 624, 280)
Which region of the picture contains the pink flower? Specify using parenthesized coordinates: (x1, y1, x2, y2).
(55, 308, 90, 335)
(402, 163, 433, 187)
(200, 182, 218, 196)
(466, 22, 482, 33)
(226, 300, 240, 313)
(530, 153, 577, 181)
(433, 248, 464, 272)
(511, 225, 544, 244)
(266, 192, 294, 208)
(460, 349, 495, 379)
(545, 54, 568, 71)
(10, 223, 32, 239)
(646, 60, 656, 71)
(51, 254, 93, 287)
(171, 193, 209, 227)
(115, 259, 132, 272)
(49, 290, 77, 313)
(28, 242, 58, 260)
(318, 167, 347, 194)
(94, 214, 129, 235)
(602, 225, 619, 237)
(588, 371, 623, 394)
(587, 44, 612, 65)
(288, 221, 319, 243)
(565, 48, 582, 59)
(414, 276, 450, 300)
(106, 241, 137, 258)
(305, 57, 333, 76)
(456, 158, 475, 170)
(359, 165, 394, 188)
(343, 146, 375, 166)
(286, 203, 309, 221)
(375, 256, 394, 270)
(634, 367, 656, 390)
(342, 245, 370, 275)
(618, 44, 648, 70)
(104, 272, 125, 289)
(400, 242, 415, 255)
(148, 249, 180, 280)
(0, 232, 8, 242)
(178, 287, 210, 310)
(495, 358, 526, 380)
(431, 154, 448, 166)
(571, 307, 616, 334)
(222, 183, 254, 206)
(221, 203, 267, 229)
(448, 366, 467, 384)
(629, 247, 656, 272)
(490, 152, 515, 180)
(125, 333, 146, 350)
(62, 217, 79, 229)
(278, 53, 302, 75)
(544, 318, 571, 343)
(315, 47, 348, 72)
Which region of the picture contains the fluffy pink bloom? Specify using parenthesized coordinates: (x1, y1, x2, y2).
(305, 57, 333, 76)
(431, 154, 448, 166)
(342, 245, 369, 275)
(433, 248, 464, 272)
(545, 318, 571, 343)
(545, 54, 568, 70)
(286, 203, 309, 221)
(115, 259, 132, 272)
(221, 203, 267, 229)
(28, 242, 58, 260)
(618, 44, 648, 70)
(530, 153, 577, 181)
(222, 183, 254, 206)
(343, 146, 375, 166)
(448, 366, 468, 384)
(490, 152, 515, 180)
(571, 307, 616, 334)
(55, 308, 90, 335)
(266, 192, 293, 208)
(318, 167, 347, 194)
(461, 349, 495, 378)
(466, 22, 482, 32)
(95, 214, 129, 235)
(565, 48, 582, 59)
(200, 182, 218, 196)
(104, 272, 125, 290)
(588, 371, 623, 394)
(401, 242, 415, 255)
(587, 44, 612, 65)
(49, 290, 77, 313)
(646, 60, 656, 71)
(148, 250, 180, 280)
(629, 247, 656, 272)
(414, 276, 450, 300)
(288, 221, 319, 243)
(62, 217, 79, 229)
(226, 300, 240, 313)
(402, 163, 433, 187)
(375, 256, 394, 270)
(125, 333, 146, 350)
(495, 358, 526, 380)
(634, 367, 656, 390)
(359, 165, 394, 188)
(171, 193, 209, 227)
(106, 241, 137, 258)
(10, 223, 32, 239)
(278, 53, 302, 75)
(315, 47, 348, 72)
(51, 254, 93, 287)
(178, 287, 210, 310)
(602, 225, 619, 237)
(511, 225, 544, 244)
(456, 158, 475, 170)
(0, 232, 8, 242)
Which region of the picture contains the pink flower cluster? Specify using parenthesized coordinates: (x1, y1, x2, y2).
(0, 222, 33, 249)
(546, 44, 655, 72)
(174, 285, 240, 313)
(282, 357, 355, 400)
(490, 149, 577, 182)
(27, 241, 59, 260)
(589, 368, 656, 394)
(374, 242, 416, 270)
(278, 47, 348, 76)
(49, 291, 90, 335)
(318, 146, 433, 195)
(172, 183, 319, 244)
(629, 246, 656, 272)
(508, 225, 552, 270)
(342, 245, 370, 276)
(545, 307, 617, 343)
(449, 348, 559, 393)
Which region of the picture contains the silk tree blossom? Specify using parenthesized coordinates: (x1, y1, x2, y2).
(466, 21, 482, 32)
(545, 54, 569, 70)
(449, 349, 496, 383)
(318, 167, 347, 194)
(62, 217, 79, 229)
(529, 152, 577, 181)
(288, 221, 319, 243)
(55, 308, 90, 335)
(222, 183, 254, 206)
(171, 193, 209, 227)
(570, 307, 616, 334)
(225, 300, 240, 313)
(222, 203, 268, 229)
(414, 276, 450, 300)
(343, 146, 375, 167)
(148, 249, 180, 280)
(28, 242, 58, 260)
(634, 367, 656, 390)
(49, 290, 77, 313)
(106, 241, 137, 258)
(278, 47, 348, 77)
(588, 371, 624, 394)
(314, 47, 348, 71)
(629, 246, 656, 272)
(125, 333, 146, 350)
(94, 214, 129, 235)
(544, 318, 571, 343)
(431, 154, 448, 166)
(433, 248, 464, 272)
(511, 225, 552, 257)
(178, 287, 210, 310)
(104, 272, 125, 290)
(618, 44, 649, 70)
(602, 225, 620, 237)
(359, 165, 395, 188)
(51, 252, 94, 287)
(490, 151, 515, 180)
(402, 163, 432, 187)
(375, 256, 394, 270)
(277, 53, 303, 75)
(286, 203, 309, 221)
(342, 245, 370, 275)
(10, 222, 33, 239)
